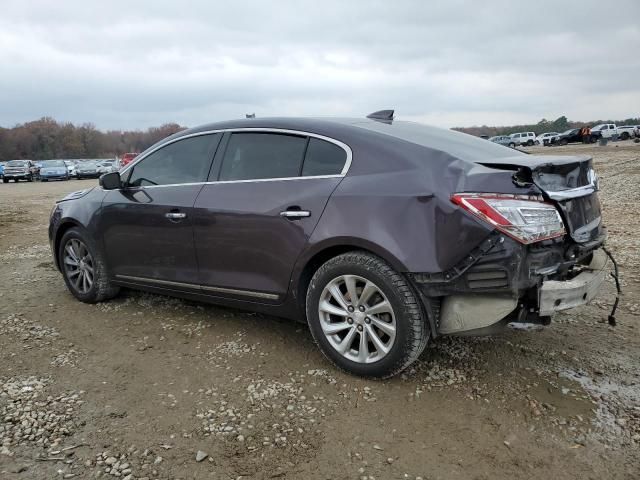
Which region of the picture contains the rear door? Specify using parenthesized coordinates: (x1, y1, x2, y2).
(193, 130, 349, 302)
(100, 133, 221, 286)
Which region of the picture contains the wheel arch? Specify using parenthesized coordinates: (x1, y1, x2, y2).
(291, 238, 407, 317)
(53, 219, 84, 270)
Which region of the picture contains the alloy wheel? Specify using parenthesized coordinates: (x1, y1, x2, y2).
(63, 238, 95, 294)
(318, 275, 396, 364)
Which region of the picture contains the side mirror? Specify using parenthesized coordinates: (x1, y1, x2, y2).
(99, 171, 121, 190)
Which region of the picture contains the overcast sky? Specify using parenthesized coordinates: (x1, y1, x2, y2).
(1, 0, 639, 130)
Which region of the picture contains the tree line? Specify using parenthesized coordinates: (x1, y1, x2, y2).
(0, 117, 185, 161)
(454, 116, 640, 138)
(3, 115, 639, 161)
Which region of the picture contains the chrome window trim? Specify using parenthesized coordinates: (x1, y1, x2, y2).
(119, 173, 345, 191)
(114, 274, 279, 300)
(118, 127, 353, 183)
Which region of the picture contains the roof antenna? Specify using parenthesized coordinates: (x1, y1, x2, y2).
(246, 113, 255, 119)
(366, 109, 394, 123)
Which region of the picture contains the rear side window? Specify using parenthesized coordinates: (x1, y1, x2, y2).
(127, 134, 220, 187)
(302, 138, 347, 176)
(219, 133, 307, 181)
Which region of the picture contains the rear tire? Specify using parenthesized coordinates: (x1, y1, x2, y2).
(508, 142, 516, 148)
(306, 251, 429, 378)
(560, 139, 568, 146)
(621, 132, 630, 140)
(58, 227, 120, 303)
(527, 140, 534, 146)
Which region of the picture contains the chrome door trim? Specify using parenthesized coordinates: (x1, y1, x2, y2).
(116, 174, 345, 191)
(118, 127, 353, 179)
(165, 212, 187, 219)
(280, 210, 311, 218)
(114, 274, 279, 300)
(200, 284, 279, 300)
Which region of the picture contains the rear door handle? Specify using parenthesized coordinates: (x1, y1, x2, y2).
(280, 210, 311, 219)
(165, 212, 187, 220)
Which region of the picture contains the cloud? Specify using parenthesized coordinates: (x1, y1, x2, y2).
(1, 0, 638, 129)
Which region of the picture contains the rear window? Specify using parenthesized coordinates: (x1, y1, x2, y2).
(7, 160, 28, 167)
(302, 138, 347, 176)
(41, 160, 65, 167)
(348, 120, 524, 162)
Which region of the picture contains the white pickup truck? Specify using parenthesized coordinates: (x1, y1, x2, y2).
(591, 124, 619, 140)
(591, 124, 638, 141)
(617, 125, 638, 140)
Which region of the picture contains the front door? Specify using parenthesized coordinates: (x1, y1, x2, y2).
(100, 133, 221, 286)
(193, 131, 349, 302)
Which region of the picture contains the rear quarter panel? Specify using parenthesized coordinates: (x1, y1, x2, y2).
(296, 137, 542, 276)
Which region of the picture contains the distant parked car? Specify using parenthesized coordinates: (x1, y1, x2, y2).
(2, 160, 39, 182)
(508, 132, 536, 147)
(39, 160, 70, 181)
(590, 124, 618, 141)
(0, 162, 5, 179)
(488, 135, 512, 146)
(64, 160, 78, 178)
(550, 128, 583, 146)
(617, 125, 637, 140)
(97, 161, 118, 174)
(76, 161, 101, 179)
(120, 153, 139, 168)
(535, 132, 560, 145)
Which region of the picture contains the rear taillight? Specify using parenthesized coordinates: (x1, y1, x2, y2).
(451, 193, 565, 244)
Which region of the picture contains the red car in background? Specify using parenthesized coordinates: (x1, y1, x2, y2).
(119, 153, 139, 168)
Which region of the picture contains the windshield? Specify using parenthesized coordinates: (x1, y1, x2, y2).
(40, 160, 66, 167)
(6, 160, 28, 167)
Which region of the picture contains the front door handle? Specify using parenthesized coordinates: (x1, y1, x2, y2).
(280, 210, 311, 219)
(165, 212, 187, 220)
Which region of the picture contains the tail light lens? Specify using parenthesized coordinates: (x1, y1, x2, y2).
(451, 193, 565, 244)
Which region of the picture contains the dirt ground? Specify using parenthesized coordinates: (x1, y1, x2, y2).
(1, 142, 639, 480)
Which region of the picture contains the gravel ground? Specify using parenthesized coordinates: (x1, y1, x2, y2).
(0, 142, 639, 479)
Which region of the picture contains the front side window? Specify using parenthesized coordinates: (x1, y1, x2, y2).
(127, 134, 219, 187)
(302, 138, 347, 176)
(219, 133, 307, 181)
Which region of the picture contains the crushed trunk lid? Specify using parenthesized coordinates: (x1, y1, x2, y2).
(476, 155, 603, 244)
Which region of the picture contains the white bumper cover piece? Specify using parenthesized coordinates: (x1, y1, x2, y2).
(538, 249, 608, 316)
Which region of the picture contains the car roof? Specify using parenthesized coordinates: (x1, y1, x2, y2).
(162, 116, 523, 164)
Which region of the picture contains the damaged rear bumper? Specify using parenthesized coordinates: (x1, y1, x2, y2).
(538, 249, 608, 316)
(409, 232, 609, 335)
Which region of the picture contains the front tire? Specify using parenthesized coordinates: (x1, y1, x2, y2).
(306, 251, 429, 378)
(58, 227, 120, 303)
